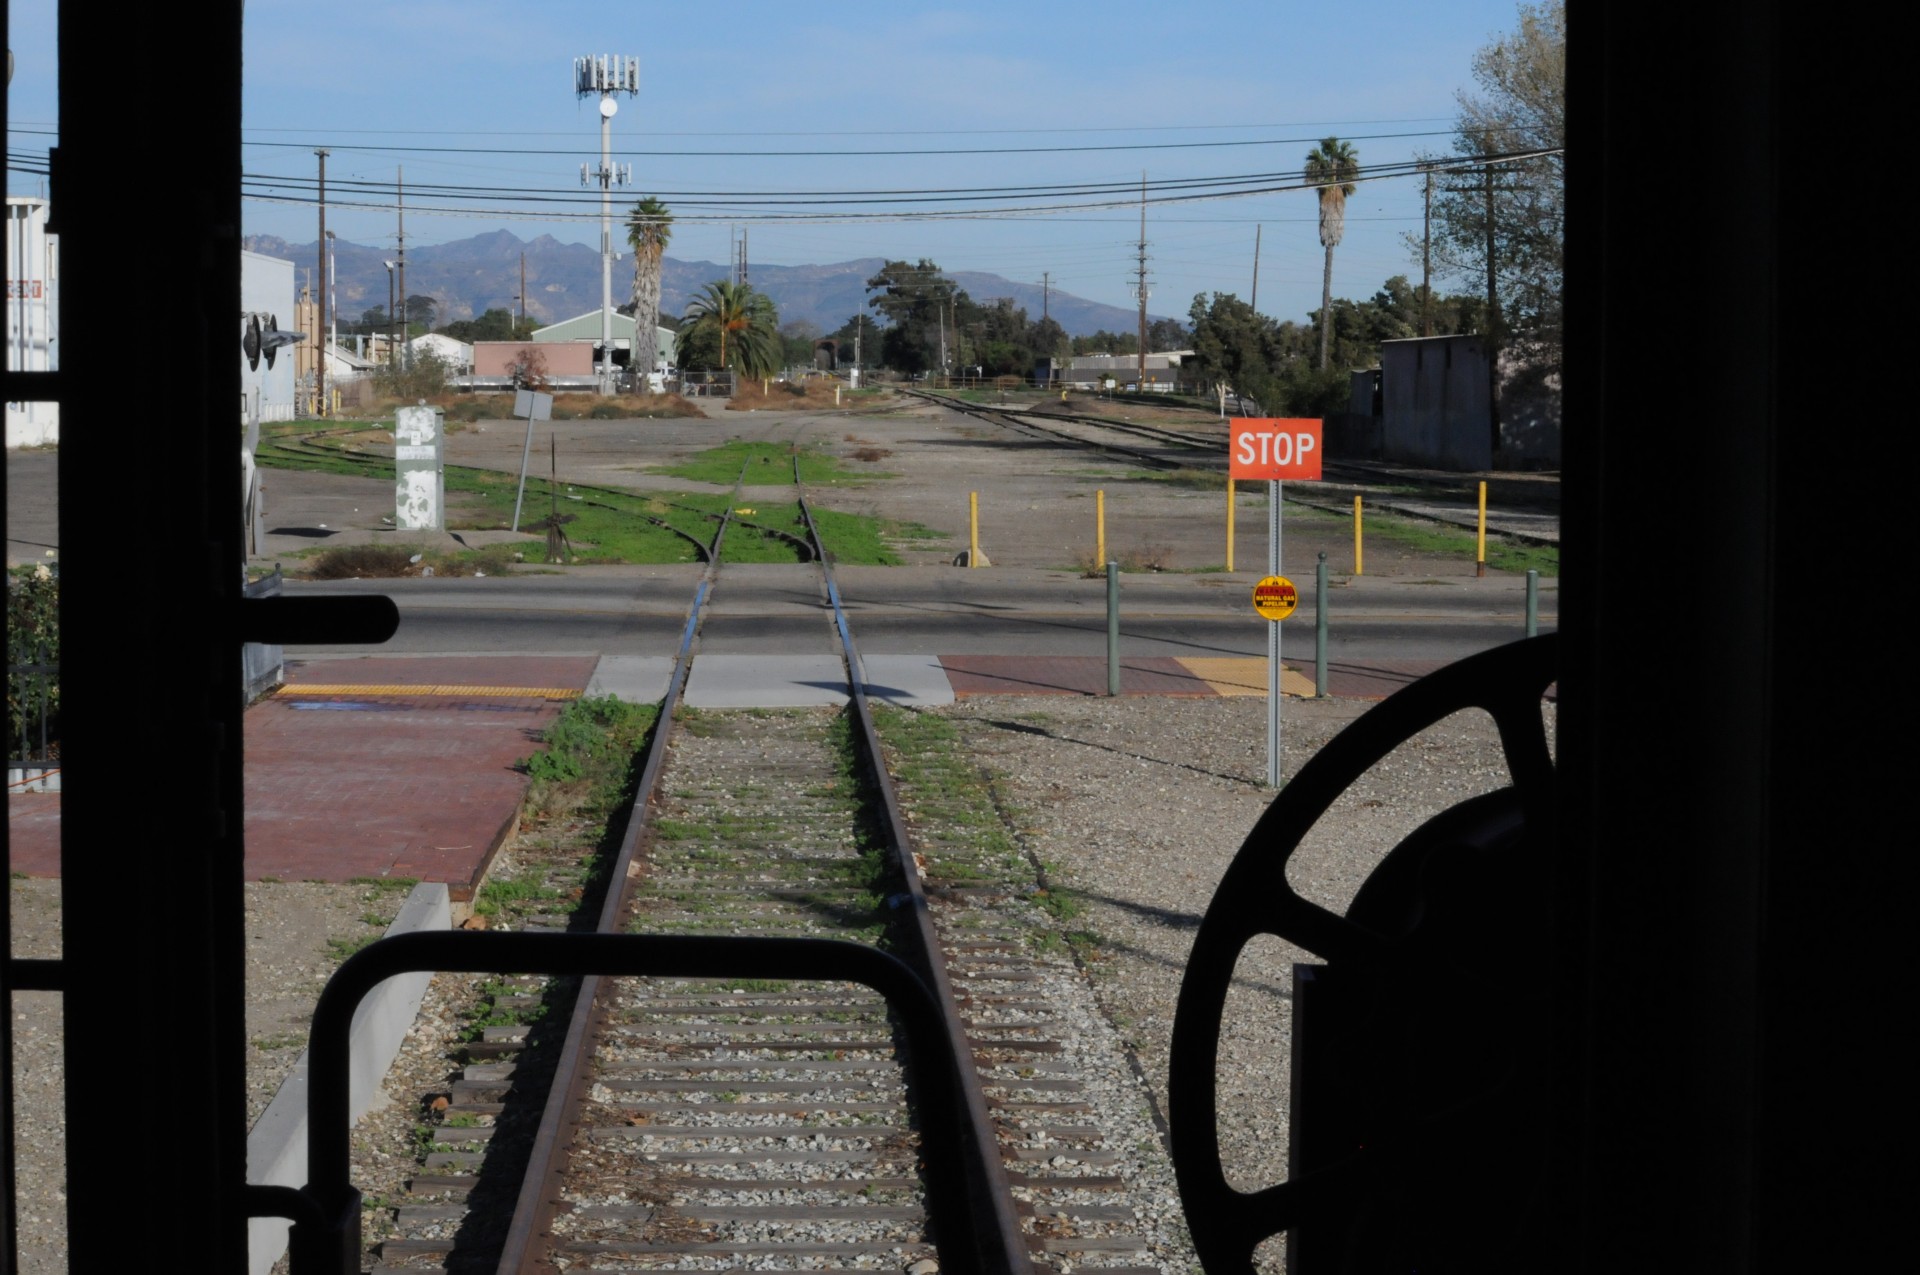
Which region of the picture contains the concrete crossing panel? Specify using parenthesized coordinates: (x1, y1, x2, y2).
(684, 654, 851, 708)
(860, 654, 956, 706)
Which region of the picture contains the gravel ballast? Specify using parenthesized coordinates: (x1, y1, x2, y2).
(8, 879, 426, 1275)
(337, 691, 1540, 1273)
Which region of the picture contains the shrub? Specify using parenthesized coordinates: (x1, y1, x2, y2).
(6, 563, 59, 758)
(373, 349, 450, 400)
(306, 544, 418, 579)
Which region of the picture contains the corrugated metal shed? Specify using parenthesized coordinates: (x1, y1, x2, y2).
(531, 310, 676, 367)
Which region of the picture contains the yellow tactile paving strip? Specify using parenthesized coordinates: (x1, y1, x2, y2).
(276, 684, 582, 700)
(1176, 657, 1317, 698)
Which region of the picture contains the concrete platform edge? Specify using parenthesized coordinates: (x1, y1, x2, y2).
(246, 882, 452, 1275)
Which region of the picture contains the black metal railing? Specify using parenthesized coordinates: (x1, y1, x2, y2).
(5, 649, 57, 770)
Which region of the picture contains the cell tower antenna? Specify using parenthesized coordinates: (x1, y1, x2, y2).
(574, 54, 640, 394)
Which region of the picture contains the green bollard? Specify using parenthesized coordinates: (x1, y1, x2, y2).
(1526, 568, 1539, 638)
(1316, 551, 1330, 698)
(1107, 561, 1121, 696)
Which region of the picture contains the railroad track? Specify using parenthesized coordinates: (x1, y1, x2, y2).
(354, 443, 1169, 1275)
(903, 389, 1561, 532)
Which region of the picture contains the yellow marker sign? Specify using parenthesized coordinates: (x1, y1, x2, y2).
(1252, 575, 1298, 621)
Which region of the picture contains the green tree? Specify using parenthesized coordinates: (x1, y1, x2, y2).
(679, 280, 781, 379)
(625, 196, 674, 379)
(373, 347, 449, 398)
(827, 314, 876, 367)
(438, 308, 535, 343)
(1147, 317, 1192, 351)
(780, 318, 822, 371)
(1071, 329, 1139, 357)
(1420, 1, 1565, 361)
(403, 294, 438, 336)
(1304, 137, 1360, 370)
(1026, 315, 1069, 364)
(866, 259, 961, 375)
(1187, 292, 1280, 410)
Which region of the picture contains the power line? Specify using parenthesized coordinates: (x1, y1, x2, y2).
(230, 126, 1472, 160)
(226, 150, 1558, 221)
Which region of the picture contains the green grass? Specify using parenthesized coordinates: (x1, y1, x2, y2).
(522, 695, 658, 784)
(1124, 467, 1230, 491)
(473, 874, 563, 917)
(349, 875, 420, 894)
(810, 507, 906, 565)
(720, 978, 791, 994)
(1286, 499, 1559, 576)
(1360, 511, 1559, 576)
(258, 431, 909, 567)
(326, 934, 378, 963)
(652, 440, 878, 487)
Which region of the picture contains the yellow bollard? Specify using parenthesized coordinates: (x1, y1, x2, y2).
(1096, 489, 1106, 566)
(969, 491, 980, 569)
(1476, 481, 1488, 577)
(1226, 479, 1236, 572)
(1354, 495, 1364, 575)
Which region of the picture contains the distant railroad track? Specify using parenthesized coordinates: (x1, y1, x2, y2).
(902, 389, 1561, 533)
(351, 436, 1162, 1275)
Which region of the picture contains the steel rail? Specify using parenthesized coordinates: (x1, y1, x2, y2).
(902, 386, 1186, 472)
(492, 465, 747, 1272)
(794, 456, 1031, 1275)
(908, 389, 1558, 535)
(291, 933, 982, 1275)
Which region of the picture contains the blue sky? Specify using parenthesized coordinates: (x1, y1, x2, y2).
(8, 1, 1529, 327)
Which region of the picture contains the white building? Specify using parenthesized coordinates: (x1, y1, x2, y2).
(240, 250, 298, 422)
(6, 196, 60, 447)
(408, 332, 474, 372)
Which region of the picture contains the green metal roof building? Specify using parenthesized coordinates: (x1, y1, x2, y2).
(531, 310, 677, 371)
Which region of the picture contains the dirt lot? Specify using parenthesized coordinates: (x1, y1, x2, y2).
(247, 390, 1489, 578)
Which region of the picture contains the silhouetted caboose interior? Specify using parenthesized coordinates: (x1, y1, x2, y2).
(0, 4, 1895, 1271)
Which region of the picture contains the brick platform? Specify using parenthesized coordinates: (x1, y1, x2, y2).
(7, 656, 596, 895)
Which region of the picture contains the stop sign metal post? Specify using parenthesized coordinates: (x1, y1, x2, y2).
(1230, 419, 1323, 786)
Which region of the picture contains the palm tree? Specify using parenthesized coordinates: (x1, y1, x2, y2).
(1304, 137, 1360, 370)
(625, 196, 673, 382)
(680, 280, 781, 381)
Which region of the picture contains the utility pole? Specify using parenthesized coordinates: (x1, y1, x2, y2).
(1444, 163, 1510, 457)
(325, 230, 337, 403)
(1251, 224, 1262, 313)
(1420, 164, 1434, 337)
(1134, 171, 1150, 390)
(519, 251, 527, 332)
(1484, 161, 1500, 456)
(396, 167, 407, 370)
(575, 54, 640, 394)
(1041, 271, 1050, 323)
(315, 148, 328, 416)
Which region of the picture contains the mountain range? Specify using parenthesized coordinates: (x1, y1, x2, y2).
(240, 230, 1164, 338)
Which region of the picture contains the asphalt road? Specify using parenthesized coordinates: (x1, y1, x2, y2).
(8, 398, 1559, 670)
(282, 566, 1555, 664)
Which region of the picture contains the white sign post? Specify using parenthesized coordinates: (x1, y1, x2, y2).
(394, 405, 445, 532)
(1229, 419, 1324, 787)
(510, 388, 555, 533)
